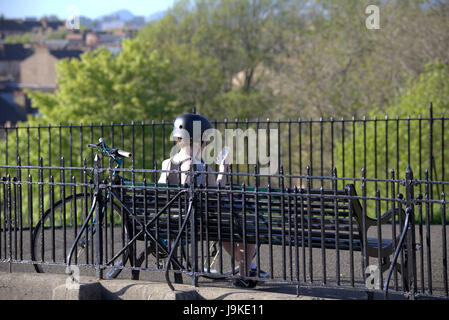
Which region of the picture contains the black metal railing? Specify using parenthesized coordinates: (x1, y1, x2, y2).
(0, 104, 446, 193)
(0, 104, 448, 299)
(0, 159, 447, 299)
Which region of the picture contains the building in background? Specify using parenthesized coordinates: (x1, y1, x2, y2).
(0, 15, 143, 126)
(0, 18, 65, 42)
(20, 45, 83, 91)
(0, 81, 31, 130)
(0, 43, 33, 82)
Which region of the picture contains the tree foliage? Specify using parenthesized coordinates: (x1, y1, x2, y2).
(136, 0, 305, 119)
(19, 0, 449, 124)
(335, 60, 449, 182)
(3, 0, 449, 224)
(332, 61, 449, 221)
(2, 37, 183, 184)
(27, 39, 180, 125)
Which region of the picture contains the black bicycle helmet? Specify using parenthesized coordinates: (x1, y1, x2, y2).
(172, 113, 212, 142)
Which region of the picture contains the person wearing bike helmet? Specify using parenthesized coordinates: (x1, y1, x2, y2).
(158, 113, 260, 288)
(158, 113, 224, 186)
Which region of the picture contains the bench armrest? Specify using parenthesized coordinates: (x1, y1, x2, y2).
(366, 207, 406, 227)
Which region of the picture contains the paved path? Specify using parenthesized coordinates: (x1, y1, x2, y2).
(1, 224, 448, 299)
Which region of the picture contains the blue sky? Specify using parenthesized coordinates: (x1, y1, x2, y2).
(0, 0, 177, 19)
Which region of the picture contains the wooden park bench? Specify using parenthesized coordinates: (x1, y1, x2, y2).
(113, 180, 408, 292)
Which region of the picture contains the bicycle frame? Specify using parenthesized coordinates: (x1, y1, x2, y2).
(72, 142, 124, 247)
(66, 139, 128, 269)
(65, 138, 185, 279)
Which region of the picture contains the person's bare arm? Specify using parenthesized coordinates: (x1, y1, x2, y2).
(216, 150, 229, 186)
(216, 163, 228, 186)
(158, 159, 170, 184)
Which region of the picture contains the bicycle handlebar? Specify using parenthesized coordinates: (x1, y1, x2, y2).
(115, 149, 132, 158)
(87, 138, 132, 159)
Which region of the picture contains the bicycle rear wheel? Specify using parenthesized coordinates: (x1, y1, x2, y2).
(31, 193, 129, 275)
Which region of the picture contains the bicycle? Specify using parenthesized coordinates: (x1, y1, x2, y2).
(31, 137, 169, 279)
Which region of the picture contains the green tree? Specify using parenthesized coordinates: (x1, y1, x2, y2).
(17, 38, 182, 173)
(335, 61, 449, 181)
(4, 33, 31, 44)
(1, 38, 182, 224)
(28, 40, 179, 125)
(137, 0, 303, 119)
(276, 0, 449, 120)
(45, 30, 68, 40)
(333, 60, 449, 221)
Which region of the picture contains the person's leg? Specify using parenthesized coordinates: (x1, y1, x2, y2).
(222, 241, 239, 261)
(222, 242, 252, 273)
(222, 242, 258, 288)
(235, 243, 257, 276)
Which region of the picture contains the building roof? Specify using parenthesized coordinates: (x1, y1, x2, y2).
(97, 33, 125, 44)
(49, 49, 83, 59)
(46, 21, 64, 30)
(0, 96, 26, 125)
(0, 19, 64, 32)
(0, 19, 37, 32)
(0, 43, 34, 61)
